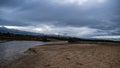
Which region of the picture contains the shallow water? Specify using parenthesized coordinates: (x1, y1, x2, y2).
(0, 41, 53, 65)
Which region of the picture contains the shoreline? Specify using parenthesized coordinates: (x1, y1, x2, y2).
(0, 41, 68, 67)
(2, 41, 120, 68)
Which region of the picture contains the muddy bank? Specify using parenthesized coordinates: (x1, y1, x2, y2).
(2, 42, 120, 68)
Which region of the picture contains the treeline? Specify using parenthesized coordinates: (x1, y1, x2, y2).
(0, 32, 49, 41)
(47, 35, 115, 43)
(0, 32, 84, 42)
(0, 32, 119, 43)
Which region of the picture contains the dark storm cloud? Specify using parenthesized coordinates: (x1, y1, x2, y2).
(0, 0, 26, 8)
(0, 0, 120, 37)
(0, 19, 28, 26)
(0, 0, 119, 25)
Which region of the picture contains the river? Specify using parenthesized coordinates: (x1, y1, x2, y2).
(0, 41, 54, 66)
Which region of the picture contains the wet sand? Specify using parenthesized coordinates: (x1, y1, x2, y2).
(2, 42, 120, 68)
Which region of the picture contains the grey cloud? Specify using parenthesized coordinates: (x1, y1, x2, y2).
(0, 0, 26, 9)
(0, 19, 28, 26)
(0, 0, 120, 37)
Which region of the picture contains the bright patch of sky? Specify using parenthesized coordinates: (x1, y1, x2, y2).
(92, 36, 120, 39)
(51, 0, 107, 6)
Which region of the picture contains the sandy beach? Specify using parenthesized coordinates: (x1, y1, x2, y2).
(2, 42, 120, 68)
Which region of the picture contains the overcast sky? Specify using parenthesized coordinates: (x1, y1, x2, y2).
(0, 0, 120, 38)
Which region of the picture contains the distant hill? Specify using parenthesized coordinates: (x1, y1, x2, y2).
(0, 26, 44, 36)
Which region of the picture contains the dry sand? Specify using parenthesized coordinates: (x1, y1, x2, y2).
(2, 42, 120, 68)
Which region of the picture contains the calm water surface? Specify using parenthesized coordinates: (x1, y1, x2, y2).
(0, 41, 54, 65)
